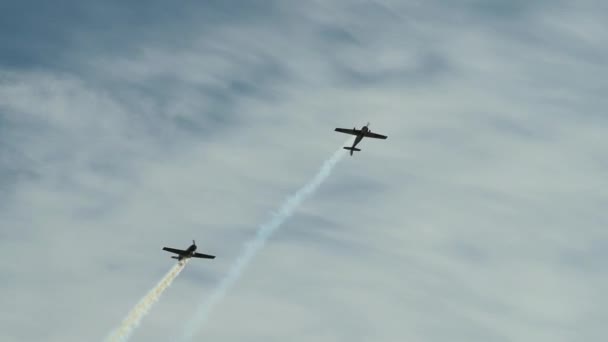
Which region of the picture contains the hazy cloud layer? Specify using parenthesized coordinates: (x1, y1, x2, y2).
(1, 1, 606, 341)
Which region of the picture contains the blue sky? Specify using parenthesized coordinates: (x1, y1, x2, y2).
(1, 1, 607, 341)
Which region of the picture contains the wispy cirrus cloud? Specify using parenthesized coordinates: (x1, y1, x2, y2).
(0, 1, 606, 341)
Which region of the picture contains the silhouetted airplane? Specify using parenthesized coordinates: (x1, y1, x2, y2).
(163, 240, 215, 262)
(335, 123, 387, 155)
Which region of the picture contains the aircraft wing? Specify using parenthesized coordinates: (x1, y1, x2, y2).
(193, 252, 216, 259)
(335, 128, 361, 136)
(163, 247, 187, 255)
(363, 131, 387, 139)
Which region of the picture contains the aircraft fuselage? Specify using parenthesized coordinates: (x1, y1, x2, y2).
(350, 125, 369, 150)
(175, 244, 197, 261)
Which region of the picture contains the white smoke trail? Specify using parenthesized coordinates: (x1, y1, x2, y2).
(105, 260, 189, 342)
(181, 142, 350, 341)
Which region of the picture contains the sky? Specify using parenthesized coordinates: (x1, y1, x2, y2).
(1, 0, 607, 341)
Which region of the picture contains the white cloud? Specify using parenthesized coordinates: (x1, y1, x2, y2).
(0, 1, 606, 341)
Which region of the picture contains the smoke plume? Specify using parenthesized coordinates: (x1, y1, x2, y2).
(105, 260, 189, 342)
(181, 143, 350, 341)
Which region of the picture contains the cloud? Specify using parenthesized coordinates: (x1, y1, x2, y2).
(0, 0, 606, 341)
(0, 0, 278, 69)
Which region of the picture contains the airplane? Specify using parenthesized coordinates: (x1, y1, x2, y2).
(162, 240, 215, 262)
(334, 122, 387, 155)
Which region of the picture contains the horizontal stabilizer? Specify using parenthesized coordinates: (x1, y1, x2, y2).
(343, 147, 361, 151)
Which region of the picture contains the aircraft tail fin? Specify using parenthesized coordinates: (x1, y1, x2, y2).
(343, 146, 361, 156)
(343, 147, 361, 151)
